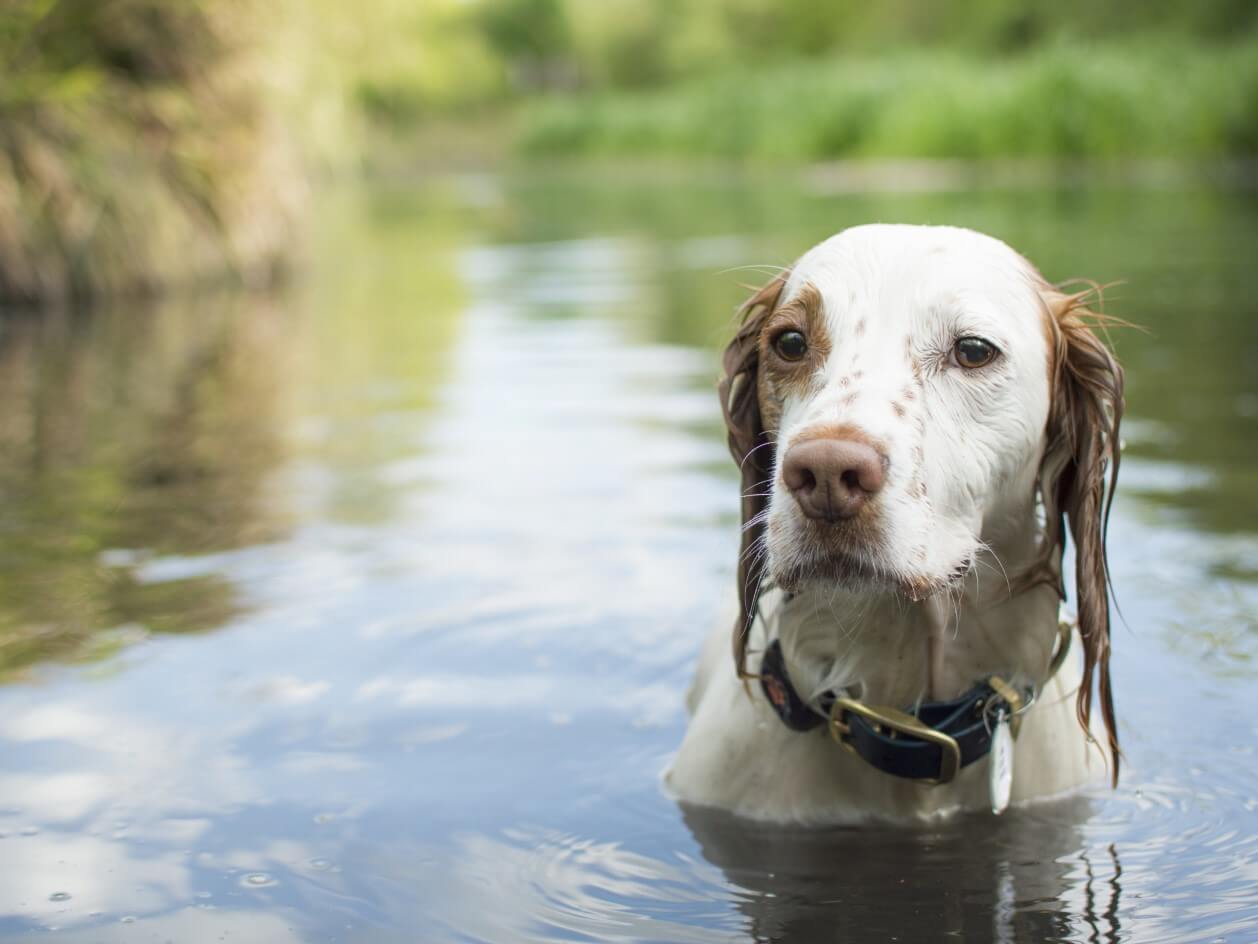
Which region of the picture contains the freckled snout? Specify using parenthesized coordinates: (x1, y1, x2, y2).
(782, 439, 885, 521)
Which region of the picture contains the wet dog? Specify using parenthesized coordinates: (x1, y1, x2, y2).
(668, 225, 1122, 823)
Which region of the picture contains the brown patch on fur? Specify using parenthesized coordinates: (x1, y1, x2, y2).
(1033, 279, 1126, 786)
(891, 401, 906, 418)
(903, 386, 916, 401)
(841, 391, 859, 407)
(721, 275, 835, 684)
(839, 375, 851, 388)
(855, 319, 866, 336)
(757, 283, 831, 430)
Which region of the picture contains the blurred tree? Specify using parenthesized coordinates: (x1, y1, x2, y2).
(563, 1, 674, 88)
(474, 0, 574, 91)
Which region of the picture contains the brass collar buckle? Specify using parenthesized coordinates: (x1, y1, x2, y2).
(828, 697, 963, 785)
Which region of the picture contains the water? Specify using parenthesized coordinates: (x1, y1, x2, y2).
(0, 169, 1256, 943)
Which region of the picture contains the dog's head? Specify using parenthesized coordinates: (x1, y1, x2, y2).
(721, 224, 1123, 777)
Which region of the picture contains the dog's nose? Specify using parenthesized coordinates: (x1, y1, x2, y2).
(781, 439, 886, 520)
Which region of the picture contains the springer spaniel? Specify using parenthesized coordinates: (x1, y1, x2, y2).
(668, 224, 1123, 823)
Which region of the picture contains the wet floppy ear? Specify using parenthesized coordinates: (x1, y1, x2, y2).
(1038, 285, 1125, 785)
(719, 274, 787, 680)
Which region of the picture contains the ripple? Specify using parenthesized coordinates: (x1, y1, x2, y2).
(381, 826, 739, 942)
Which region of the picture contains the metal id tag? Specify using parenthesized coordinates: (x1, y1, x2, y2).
(990, 711, 1014, 815)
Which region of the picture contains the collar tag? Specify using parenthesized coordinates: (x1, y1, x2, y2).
(989, 710, 1014, 814)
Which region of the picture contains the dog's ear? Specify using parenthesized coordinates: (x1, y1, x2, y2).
(1038, 285, 1125, 785)
(719, 274, 787, 679)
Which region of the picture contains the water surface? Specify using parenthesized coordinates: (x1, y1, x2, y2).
(0, 170, 1256, 942)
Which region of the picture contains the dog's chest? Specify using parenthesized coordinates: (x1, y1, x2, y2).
(772, 585, 1059, 709)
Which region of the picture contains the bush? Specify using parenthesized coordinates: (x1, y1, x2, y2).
(517, 39, 1258, 161)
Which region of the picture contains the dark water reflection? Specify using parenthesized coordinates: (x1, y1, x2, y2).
(0, 174, 1255, 942)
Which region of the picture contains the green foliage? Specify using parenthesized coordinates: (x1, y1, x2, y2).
(476, 0, 569, 67)
(363, 0, 1258, 102)
(3, 0, 1258, 304)
(518, 39, 1258, 160)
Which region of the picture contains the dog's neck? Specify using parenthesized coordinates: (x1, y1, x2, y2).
(771, 515, 1063, 710)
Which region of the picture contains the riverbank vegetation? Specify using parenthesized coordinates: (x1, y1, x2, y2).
(2, 0, 1256, 305)
(0, 0, 302, 306)
(518, 39, 1258, 161)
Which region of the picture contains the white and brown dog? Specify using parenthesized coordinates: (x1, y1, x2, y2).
(668, 224, 1123, 823)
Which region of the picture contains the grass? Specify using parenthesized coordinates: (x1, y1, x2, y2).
(518, 39, 1258, 161)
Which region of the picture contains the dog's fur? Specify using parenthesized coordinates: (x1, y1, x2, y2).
(667, 224, 1123, 823)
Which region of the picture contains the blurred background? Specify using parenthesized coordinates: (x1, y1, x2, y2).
(3, 0, 1258, 303)
(1, 2, 1257, 942)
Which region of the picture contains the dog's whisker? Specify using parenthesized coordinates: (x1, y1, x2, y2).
(738, 440, 778, 471)
(719, 263, 791, 278)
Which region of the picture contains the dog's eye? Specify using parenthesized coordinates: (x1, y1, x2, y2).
(773, 330, 808, 361)
(953, 336, 998, 369)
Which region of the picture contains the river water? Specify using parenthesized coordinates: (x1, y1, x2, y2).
(0, 169, 1256, 942)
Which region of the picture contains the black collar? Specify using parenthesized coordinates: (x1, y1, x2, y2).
(759, 639, 1036, 784)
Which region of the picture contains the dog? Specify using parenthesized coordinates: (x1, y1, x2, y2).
(667, 224, 1123, 823)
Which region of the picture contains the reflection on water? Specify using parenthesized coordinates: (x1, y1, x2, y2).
(0, 297, 292, 676)
(0, 173, 1256, 941)
(680, 800, 1108, 942)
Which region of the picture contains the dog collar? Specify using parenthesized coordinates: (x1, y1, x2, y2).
(758, 622, 1070, 785)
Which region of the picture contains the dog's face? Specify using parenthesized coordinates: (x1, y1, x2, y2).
(721, 223, 1124, 775)
(755, 225, 1054, 598)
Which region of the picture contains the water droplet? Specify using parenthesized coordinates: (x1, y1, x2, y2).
(241, 872, 276, 888)
(120, 915, 137, 924)
(308, 858, 332, 872)
(19, 826, 38, 836)
(313, 813, 334, 824)
(49, 891, 71, 902)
